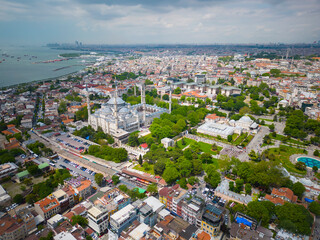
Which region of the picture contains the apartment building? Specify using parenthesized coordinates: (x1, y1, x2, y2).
(34, 196, 61, 220)
(109, 204, 137, 240)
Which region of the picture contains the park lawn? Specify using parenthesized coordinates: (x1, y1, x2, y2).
(197, 132, 230, 144)
(176, 138, 195, 149)
(269, 133, 305, 146)
(233, 133, 248, 145)
(259, 118, 273, 122)
(232, 134, 239, 141)
(177, 138, 222, 155)
(133, 164, 155, 175)
(264, 145, 306, 175)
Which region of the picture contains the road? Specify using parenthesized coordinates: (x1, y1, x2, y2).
(245, 126, 270, 154)
(29, 131, 118, 178)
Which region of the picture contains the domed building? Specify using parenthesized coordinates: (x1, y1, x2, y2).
(88, 85, 168, 142)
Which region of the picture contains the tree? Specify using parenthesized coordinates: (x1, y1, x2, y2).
(173, 87, 181, 94)
(227, 135, 233, 142)
(58, 100, 67, 114)
(235, 179, 244, 193)
(27, 164, 40, 176)
(71, 215, 88, 227)
(268, 124, 275, 132)
(200, 153, 213, 165)
(249, 150, 260, 162)
(190, 159, 202, 175)
(163, 167, 180, 185)
(247, 201, 271, 227)
(229, 181, 235, 191)
(292, 182, 306, 199)
(94, 173, 104, 186)
(143, 162, 151, 171)
(314, 150, 320, 157)
(313, 166, 318, 173)
(162, 94, 169, 101)
(308, 201, 320, 216)
(146, 183, 158, 195)
(13, 194, 24, 204)
(179, 178, 188, 189)
(295, 161, 306, 171)
(188, 176, 199, 185)
(239, 106, 251, 115)
(128, 132, 140, 147)
(154, 159, 166, 175)
(40, 231, 54, 240)
(212, 143, 218, 151)
(119, 184, 128, 192)
(204, 166, 221, 188)
(138, 155, 143, 166)
(112, 175, 120, 185)
(276, 202, 313, 235)
(245, 183, 252, 195)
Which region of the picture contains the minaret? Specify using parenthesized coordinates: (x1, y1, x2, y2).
(114, 82, 119, 129)
(134, 84, 136, 96)
(169, 86, 172, 114)
(141, 83, 146, 123)
(86, 82, 91, 123)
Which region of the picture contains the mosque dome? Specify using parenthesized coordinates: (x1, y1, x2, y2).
(239, 116, 252, 123)
(107, 97, 125, 105)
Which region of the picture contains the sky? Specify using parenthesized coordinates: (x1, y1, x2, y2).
(0, 0, 320, 45)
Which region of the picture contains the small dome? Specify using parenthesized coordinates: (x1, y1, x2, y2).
(119, 107, 130, 113)
(102, 107, 112, 113)
(239, 116, 252, 123)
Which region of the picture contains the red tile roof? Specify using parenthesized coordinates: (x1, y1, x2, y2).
(35, 197, 60, 213)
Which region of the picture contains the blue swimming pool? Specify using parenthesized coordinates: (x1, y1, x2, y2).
(297, 157, 320, 168)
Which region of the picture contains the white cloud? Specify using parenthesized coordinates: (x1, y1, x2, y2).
(0, 0, 319, 44)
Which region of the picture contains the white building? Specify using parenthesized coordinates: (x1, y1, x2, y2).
(231, 115, 259, 131)
(197, 122, 235, 139)
(0, 162, 18, 180)
(87, 205, 109, 235)
(88, 84, 168, 142)
(161, 138, 174, 149)
(0, 185, 11, 206)
(109, 204, 137, 240)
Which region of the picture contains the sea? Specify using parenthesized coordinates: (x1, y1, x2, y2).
(0, 45, 92, 88)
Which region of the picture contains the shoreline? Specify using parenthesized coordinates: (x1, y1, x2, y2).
(0, 70, 81, 90)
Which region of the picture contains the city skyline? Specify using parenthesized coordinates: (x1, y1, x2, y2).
(0, 0, 320, 45)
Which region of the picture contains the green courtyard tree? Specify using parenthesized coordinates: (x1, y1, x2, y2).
(245, 183, 252, 195)
(94, 173, 104, 186)
(204, 166, 221, 188)
(112, 175, 120, 185)
(71, 215, 88, 227)
(146, 183, 158, 195)
(163, 167, 180, 185)
(308, 201, 320, 216)
(313, 166, 318, 173)
(13, 194, 24, 204)
(292, 182, 306, 199)
(138, 155, 143, 166)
